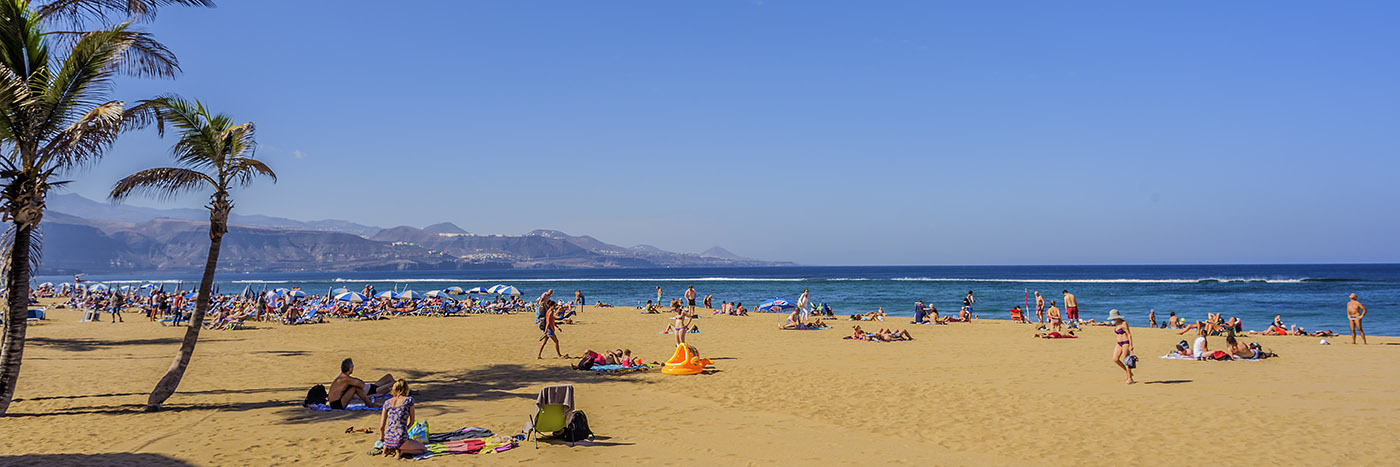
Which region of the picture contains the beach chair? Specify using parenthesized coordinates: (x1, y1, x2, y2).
(1010, 309, 1028, 323)
(26, 307, 45, 321)
(526, 384, 576, 448)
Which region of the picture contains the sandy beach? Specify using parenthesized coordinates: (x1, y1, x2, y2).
(3, 302, 1397, 466)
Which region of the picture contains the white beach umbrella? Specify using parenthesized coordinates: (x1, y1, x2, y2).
(38, 282, 54, 287)
(399, 290, 424, 300)
(377, 291, 401, 300)
(90, 284, 109, 292)
(444, 286, 465, 295)
(497, 286, 521, 297)
(466, 286, 487, 295)
(486, 284, 506, 294)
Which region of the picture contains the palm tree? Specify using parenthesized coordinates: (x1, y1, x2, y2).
(0, 0, 211, 415)
(111, 95, 273, 410)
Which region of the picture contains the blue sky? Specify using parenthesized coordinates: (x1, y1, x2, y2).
(62, 1, 1400, 265)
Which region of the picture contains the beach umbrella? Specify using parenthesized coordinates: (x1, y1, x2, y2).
(497, 286, 521, 297)
(331, 287, 349, 296)
(424, 290, 450, 299)
(335, 292, 368, 302)
(74, 284, 87, 290)
(287, 290, 308, 299)
(90, 284, 109, 292)
(444, 286, 465, 295)
(486, 284, 507, 294)
(756, 298, 797, 313)
(465, 286, 487, 295)
(183, 292, 198, 299)
(377, 291, 401, 300)
(399, 290, 424, 300)
(38, 282, 53, 287)
(140, 283, 156, 290)
(275, 287, 291, 294)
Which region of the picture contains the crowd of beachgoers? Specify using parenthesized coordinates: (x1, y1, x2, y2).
(32, 282, 541, 330)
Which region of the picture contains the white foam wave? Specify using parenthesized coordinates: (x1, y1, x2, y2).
(331, 277, 807, 283)
(230, 280, 292, 284)
(890, 277, 1307, 284)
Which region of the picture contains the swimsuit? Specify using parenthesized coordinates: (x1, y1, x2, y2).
(1115, 327, 1128, 346)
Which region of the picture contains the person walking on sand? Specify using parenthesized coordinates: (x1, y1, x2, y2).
(1108, 310, 1135, 384)
(1347, 293, 1368, 345)
(797, 289, 811, 321)
(703, 294, 712, 310)
(962, 290, 975, 316)
(1034, 291, 1045, 323)
(1063, 290, 1079, 323)
(685, 285, 697, 315)
(538, 301, 564, 359)
(536, 289, 554, 327)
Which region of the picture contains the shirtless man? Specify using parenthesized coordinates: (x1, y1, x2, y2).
(1147, 310, 1156, 329)
(1034, 291, 1045, 323)
(685, 285, 697, 315)
(656, 286, 663, 305)
(1347, 293, 1368, 345)
(1063, 290, 1078, 323)
(1047, 301, 1063, 333)
(328, 358, 393, 409)
(535, 289, 554, 327)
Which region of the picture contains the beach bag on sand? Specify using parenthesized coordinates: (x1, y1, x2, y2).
(304, 384, 328, 406)
(554, 410, 592, 442)
(575, 355, 595, 371)
(408, 421, 429, 443)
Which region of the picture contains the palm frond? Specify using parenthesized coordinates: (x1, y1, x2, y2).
(45, 27, 178, 78)
(36, 23, 127, 139)
(35, 99, 122, 170)
(139, 94, 220, 170)
(0, 1, 50, 82)
(109, 166, 213, 201)
(227, 156, 274, 188)
(36, 0, 216, 29)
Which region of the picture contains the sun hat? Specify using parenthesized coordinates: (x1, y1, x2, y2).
(1107, 309, 1125, 321)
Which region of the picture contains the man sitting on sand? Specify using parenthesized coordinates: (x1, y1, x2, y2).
(328, 358, 394, 409)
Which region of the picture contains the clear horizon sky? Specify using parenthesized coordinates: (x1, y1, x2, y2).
(59, 1, 1400, 266)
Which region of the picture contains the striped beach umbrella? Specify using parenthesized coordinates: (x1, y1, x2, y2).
(399, 290, 424, 300)
(335, 292, 368, 302)
(287, 290, 308, 299)
(444, 286, 465, 295)
(90, 284, 109, 292)
(756, 298, 797, 313)
(377, 291, 401, 300)
(466, 286, 487, 295)
(486, 284, 507, 294)
(38, 282, 54, 287)
(496, 286, 521, 297)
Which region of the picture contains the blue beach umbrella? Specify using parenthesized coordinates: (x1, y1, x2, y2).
(486, 284, 507, 294)
(444, 286, 465, 295)
(424, 290, 456, 299)
(331, 287, 350, 296)
(183, 292, 198, 299)
(377, 291, 400, 300)
(465, 286, 487, 295)
(399, 290, 424, 300)
(90, 284, 109, 292)
(496, 286, 521, 297)
(756, 298, 797, 313)
(335, 292, 368, 302)
(38, 282, 54, 288)
(287, 290, 308, 299)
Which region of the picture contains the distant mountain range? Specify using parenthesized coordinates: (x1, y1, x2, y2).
(35, 194, 791, 274)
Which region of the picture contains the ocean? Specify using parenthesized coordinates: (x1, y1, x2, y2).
(36, 264, 1400, 336)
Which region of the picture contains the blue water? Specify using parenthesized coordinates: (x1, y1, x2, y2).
(37, 264, 1400, 336)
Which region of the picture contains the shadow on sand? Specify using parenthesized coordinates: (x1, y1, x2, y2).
(27, 336, 241, 352)
(0, 453, 194, 466)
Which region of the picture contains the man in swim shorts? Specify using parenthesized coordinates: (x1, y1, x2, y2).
(1347, 293, 1367, 345)
(685, 285, 697, 315)
(328, 358, 393, 409)
(1063, 290, 1079, 323)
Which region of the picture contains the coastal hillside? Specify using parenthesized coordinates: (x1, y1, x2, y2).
(35, 196, 791, 274)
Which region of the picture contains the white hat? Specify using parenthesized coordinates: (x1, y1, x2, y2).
(1106, 309, 1125, 322)
(1320, 339, 1330, 345)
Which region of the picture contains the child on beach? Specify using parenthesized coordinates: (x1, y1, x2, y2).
(663, 307, 692, 345)
(1108, 310, 1135, 384)
(378, 379, 425, 458)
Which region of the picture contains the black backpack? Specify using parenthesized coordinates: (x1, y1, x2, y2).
(554, 410, 593, 442)
(304, 384, 328, 406)
(575, 356, 595, 370)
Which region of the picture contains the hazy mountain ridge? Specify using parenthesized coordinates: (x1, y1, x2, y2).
(36, 195, 792, 273)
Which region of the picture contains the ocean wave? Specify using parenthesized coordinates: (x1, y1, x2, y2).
(86, 279, 185, 284)
(890, 277, 1311, 284)
(231, 280, 292, 284)
(332, 277, 808, 283)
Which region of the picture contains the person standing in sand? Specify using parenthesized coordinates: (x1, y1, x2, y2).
(962, 290, 975, 315)
(538, 301, 564, 359)
(686, 285, 698, 315)
(1347, 293, 1367, 345)
(1063, 290, 1079, 323)
(536, 289, 554, 327)
(1034, 291, 1045, 323)
(797, 289, 811, 321)
(1108, 310, 1135, 384)
(1047, 301, 1062, 333)
(1147, 310, 1156, 329)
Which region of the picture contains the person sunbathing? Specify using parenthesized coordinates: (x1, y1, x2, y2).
(1034, 331, 1077, 338)
(1178, 320, 1228, 336)
(1226, 335, 1254, 359)
(873, 328, 913, 341)
(328, 358, 394, 409)
(1171, 340, 1193, 356)
(848, 325, 869, 340)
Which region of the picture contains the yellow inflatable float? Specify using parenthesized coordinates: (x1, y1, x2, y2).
(661, 343, 713, 375)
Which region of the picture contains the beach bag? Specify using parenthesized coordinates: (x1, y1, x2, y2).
(538, 318, 547, 331)
(408, 421, 429, 443)
(576, 355, 595, 371)
(304, 384, 328, 406)
(1210, 350, 1231, 361)
(555, 410, 592, 442)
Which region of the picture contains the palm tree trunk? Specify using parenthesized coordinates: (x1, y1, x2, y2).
(146, 207, 227, 411)
(0, 223, 33, 415)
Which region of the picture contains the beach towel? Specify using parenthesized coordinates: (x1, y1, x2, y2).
(590, 364, 650, 374)
(1160, 353, 1262, 361)
(781, 326, 832, 331)
(536, 384, 575, 424)
(412, 438, 517, 459)
(427, 427, 494, 443)
(305, 394, 389, 411)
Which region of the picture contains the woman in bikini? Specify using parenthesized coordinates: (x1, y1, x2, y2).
(1109, 310, 1134, 384)
(662, 306, 691, 345)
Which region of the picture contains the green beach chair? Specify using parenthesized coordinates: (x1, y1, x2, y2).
(527, 404, 569, 449)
